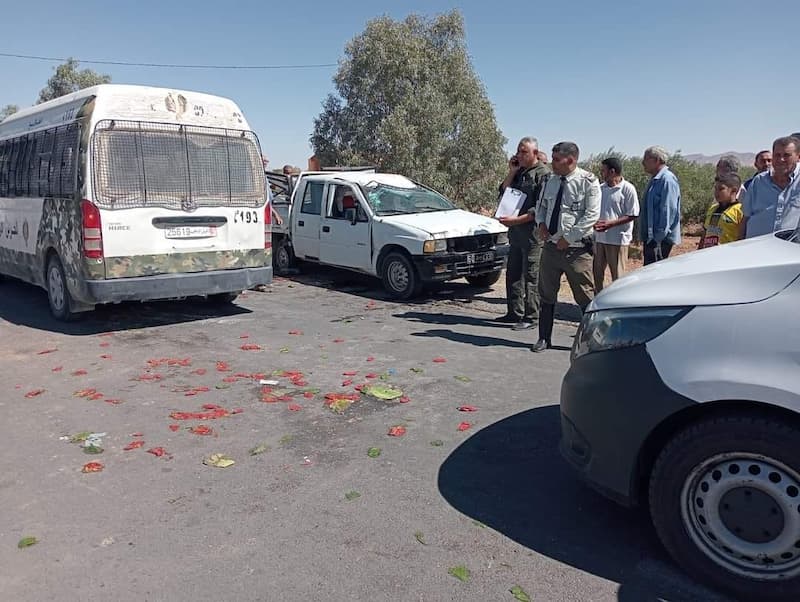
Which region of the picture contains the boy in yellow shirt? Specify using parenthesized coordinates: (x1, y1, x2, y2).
(699, 173, 744, 249)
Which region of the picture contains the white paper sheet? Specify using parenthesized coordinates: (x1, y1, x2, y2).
(494, 187, 527, 218)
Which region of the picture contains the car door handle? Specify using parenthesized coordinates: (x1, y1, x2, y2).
(322, 226, 330, 233)
(298, 220, 304, 227)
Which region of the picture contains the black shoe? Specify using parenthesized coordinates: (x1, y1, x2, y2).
(494, 314, 518, 323)
(512, 321, 535, 331)
(531, 339, 551, 353)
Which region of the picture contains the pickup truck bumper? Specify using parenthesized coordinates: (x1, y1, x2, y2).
(413, 244, 509, 282)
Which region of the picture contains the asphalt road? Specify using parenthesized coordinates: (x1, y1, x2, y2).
(0, 269, 732, 602)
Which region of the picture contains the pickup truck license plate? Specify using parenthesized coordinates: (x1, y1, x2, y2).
(165, 226, 216, 239)
(466, 251, 494, 265)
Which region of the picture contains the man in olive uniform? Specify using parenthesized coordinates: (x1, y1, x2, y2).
(496, 137, 551, 330)
(532, 141, 601, 352)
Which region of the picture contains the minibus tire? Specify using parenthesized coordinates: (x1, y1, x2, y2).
(46, 255, 79, 322)
(649, 414, 800, 601)
(207, 292, 239, 305)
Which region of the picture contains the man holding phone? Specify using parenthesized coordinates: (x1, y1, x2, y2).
(496, 137, 551, 330)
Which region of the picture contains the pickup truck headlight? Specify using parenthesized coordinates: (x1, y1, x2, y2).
(495, 232, 509, 246)
(423, 238, 448, 254)
(571, 307, 691, 361)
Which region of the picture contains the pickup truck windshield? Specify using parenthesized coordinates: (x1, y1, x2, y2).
(360, 181, 455, 215)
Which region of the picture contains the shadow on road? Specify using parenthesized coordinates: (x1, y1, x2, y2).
(411, 328, 533, 349)
(0, 279, 252, 336)
(277, 264, 499, 304)
(437, 405, 731, 601)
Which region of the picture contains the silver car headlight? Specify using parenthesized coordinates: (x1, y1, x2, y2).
(571, 307, 691, 361)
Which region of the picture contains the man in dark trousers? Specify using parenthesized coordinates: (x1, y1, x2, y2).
(532, 141, 601, 352)
(496, 137, 551, 330)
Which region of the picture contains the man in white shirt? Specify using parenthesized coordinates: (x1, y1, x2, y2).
(593, 157, 640, 292)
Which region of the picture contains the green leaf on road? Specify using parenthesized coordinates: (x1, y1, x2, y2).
(448, 565, 470, 582)
(249, 444, 271, 456)
(345, 490, 361, 501)
(430, 440, 444, 447)
(215, 384, 230, 390)
(83, 445, 103, 455)
(18, 536, 38, 549)
(510, 585, 531, 602)
(279, 435, 293, 445)
(454, 375, 471, 383)
(69, 431, 92, 443)
(279, 347, 290, 353)
(367, 447, 382, 458)
(414, 531, 427, 545)
(203, 453, 235, 468)
(409, 367, 424, 374)
(363, 384, 403, 400)
(472, 519, 487, 529)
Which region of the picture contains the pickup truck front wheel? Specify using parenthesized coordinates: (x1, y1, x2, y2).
(381, 252, 422, 300)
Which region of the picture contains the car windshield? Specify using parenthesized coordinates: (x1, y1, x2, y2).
(360, 181, 455, 215)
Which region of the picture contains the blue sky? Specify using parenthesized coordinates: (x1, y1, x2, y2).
(1, 0, 793, 167)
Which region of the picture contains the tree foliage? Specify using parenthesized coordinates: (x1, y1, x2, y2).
(0, 104, 18, 120)
(311, 10, 507, 211)
(37, 58, 111, 104)
(582, 149, 755, 227)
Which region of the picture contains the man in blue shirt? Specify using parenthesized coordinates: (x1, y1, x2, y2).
(741, 136, 800, 238)
(743, 150, 772, 191)
(640, 146, 682, 265)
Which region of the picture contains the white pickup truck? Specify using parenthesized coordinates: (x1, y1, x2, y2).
(268, 170, 510, 299)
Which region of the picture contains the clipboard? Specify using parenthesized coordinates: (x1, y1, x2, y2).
(494, 187, 527, 218)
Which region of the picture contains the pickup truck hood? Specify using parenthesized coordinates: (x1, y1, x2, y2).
(593, 234, 800, 310)
(378, 209, 506, 238)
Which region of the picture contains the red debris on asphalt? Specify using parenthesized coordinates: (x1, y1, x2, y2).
(189, 425, 213, 435)
(24, 389, 45, 398)
(388, 426, 407, 437)
(240, 343, 262, 351)
(432, 357, 447, 363)
(52, 366, 63, 372)
(147, 447, 168, 457)
(457, 422, 472, 431)
(124, 440, 145, 451)
(216, 361, 231, 372)
(37, 348, 58, 355)
(82, 462, 104, 473)
(72, 369, 88, 376)
(191, 368, 207, 376)
(287, 404, 302, 411)
(457, 405, 478, 412)
(169, 424, 180, 432)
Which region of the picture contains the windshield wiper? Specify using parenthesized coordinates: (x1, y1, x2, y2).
(376, 209, 411, 215)
(415, 206, 450, 212)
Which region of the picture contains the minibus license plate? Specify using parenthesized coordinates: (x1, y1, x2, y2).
(165, 226, 216, 239)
